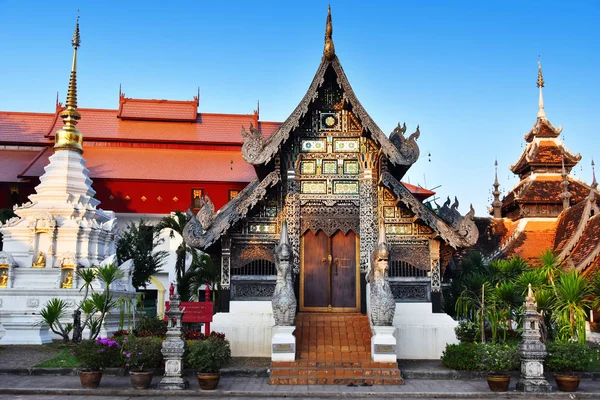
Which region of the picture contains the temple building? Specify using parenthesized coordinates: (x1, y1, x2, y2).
(475, 62, 600, 273)
(183, 7, 479, 361)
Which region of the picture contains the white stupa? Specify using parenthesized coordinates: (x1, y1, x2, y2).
(0, 18, 136, 344)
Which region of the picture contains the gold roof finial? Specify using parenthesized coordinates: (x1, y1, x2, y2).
(323, 5, 335, 61)
(55, 13, 83, 153)
(537, 56, 546, 120)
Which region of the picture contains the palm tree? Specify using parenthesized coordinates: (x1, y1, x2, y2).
(154, 211, 191, 283)
(553, 270, 593, 343)
(538, 249, 561, 292)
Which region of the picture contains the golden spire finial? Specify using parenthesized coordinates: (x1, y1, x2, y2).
(55, 13, 83, 153)
(537, 56, 546, 120)
(323, 5, 335, 61)
(592, 159, 598, 190)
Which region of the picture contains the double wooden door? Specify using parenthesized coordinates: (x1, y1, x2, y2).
(301, 230, 358, 312)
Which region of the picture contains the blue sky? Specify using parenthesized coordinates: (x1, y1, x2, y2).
(1, 1, 598, 216)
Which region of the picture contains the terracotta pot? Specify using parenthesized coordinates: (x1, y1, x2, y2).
(196, 372, 220, 390)
(486, 373, 510, 392)
(555, 374, 580, 392)
(79, 370, 103, 389)
(130, 370, 153, 389)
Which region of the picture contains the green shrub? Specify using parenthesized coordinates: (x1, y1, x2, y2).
(73, 338, 121, 371)
(187, 335, 232, 373)
(441, 343, 482, 371)
(120, 335, 163, 372)
(455, 321, 479, 343)
(478, 342, 519, 373)
(134, 314, 167, 337)
(546, 341, 590, 373)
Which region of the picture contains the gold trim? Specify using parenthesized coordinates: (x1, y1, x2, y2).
(0, 264, 8, 269)
(299, 232, 360, 313)
(61, 264, 76, 270)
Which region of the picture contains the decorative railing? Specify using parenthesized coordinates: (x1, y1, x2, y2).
(231, 259, 276, 300)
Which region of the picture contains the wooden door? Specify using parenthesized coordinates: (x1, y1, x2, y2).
(331, 231, 357, 309)
(301, 230, 358, 312)
(302, 230, 330, 308)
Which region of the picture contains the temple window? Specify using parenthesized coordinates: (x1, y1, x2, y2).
(192, 188, 204, 209)
(229, 189, 239, 201)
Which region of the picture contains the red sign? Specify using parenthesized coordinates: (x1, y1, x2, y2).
(164, 301, 213, 335)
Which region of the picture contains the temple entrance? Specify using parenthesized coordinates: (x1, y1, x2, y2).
(300, 230, 359, 312)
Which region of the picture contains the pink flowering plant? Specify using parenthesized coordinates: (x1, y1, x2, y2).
(120, 335, 163, 372)
(73, 337, 121, 371)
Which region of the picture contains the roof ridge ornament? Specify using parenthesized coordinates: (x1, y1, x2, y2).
(324, 5, 335, 61)
(492, 159, 502, 219)
(55, 12, 83, 153)
(537, 57, 547, 120)
(592, 159, 598, 190)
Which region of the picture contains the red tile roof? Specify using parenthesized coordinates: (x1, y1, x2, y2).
(0, 149, 44, 182)
(503, 175, 592, 209)
(21, 147, 258, 182)
(0, 111, 56, 145)
(569, 214, 600, 268)
(511, 140, 580, 177)
(553, 199, 588, 255)
(43, 108, 280, 145)
(402, 182, 435, 200)
(524, 118, 562, 142)
(118, 97, 198, 121)
(502, 220, 557, 266)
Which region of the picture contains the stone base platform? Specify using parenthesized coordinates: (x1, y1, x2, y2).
(269, 312, 402, 385)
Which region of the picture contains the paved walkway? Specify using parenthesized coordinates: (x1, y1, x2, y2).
(1, 373, 600, 398)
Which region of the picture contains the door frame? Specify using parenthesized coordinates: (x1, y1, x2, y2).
(299, 230, 360, 312)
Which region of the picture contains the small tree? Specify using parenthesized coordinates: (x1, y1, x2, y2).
(38, 264, 124, 342)
(116, 219, 167, 289)
(553, 270, 593, 343)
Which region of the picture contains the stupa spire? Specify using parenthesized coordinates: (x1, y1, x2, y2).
(54, 14, 83, 153)
(323, 5, 335, 61)
(537, 58, 546, 120)
(492, 159, 502, 219)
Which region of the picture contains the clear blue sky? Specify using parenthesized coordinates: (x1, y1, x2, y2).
(1, 1, 598, 216)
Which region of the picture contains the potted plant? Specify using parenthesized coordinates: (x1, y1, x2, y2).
(479, 342, 519, 392)
(121, 335, 163, 389)
(187, 333, 232, 390)
(546, 341, 590, 392)
(73, 337, 121, 388)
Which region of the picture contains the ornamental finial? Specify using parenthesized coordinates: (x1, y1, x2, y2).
(324, 5, 335, 61)
(55, 13, 83, 153)
(560, 153, 571, 210)
(592, 159, 598, 190)
(492, 159, 502, 219)
(537, 57, 546, 120)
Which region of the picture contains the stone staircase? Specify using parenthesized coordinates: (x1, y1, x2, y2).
(270, 313, 403, 385)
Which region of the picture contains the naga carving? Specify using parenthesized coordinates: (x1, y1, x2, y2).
(367, 222, 395, 326)
(241, 123, 265, 164)
(380, 172, 479, 248)
(272, 220, 297, 326)
(196, 195, 215, 230)
(389, 123, 420, 163)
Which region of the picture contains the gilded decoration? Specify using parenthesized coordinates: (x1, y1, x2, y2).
(301, 181, 327, 194)
(230, 243, 275, 272)
(0, 270, 8, 288)
(301, 139, 327, 153)
(300, 201, 359, 237)
(386, 224, 413, 235)
(61, 271, 74, 288)
(343, 160, 359, 175)
(32, 251, 47, 268)
(333, 138, 360, 153)
(249, 224, 276, 234)
(333, 180, 359, 195)
(322, 160, 338, 174)
(300, 160, 316, 175)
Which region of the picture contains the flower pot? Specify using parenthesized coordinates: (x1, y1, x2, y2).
(196, 372, 220, 390)
(79, 370, 103, 389)
(130, 370, 153, 389)
(486, 373, 510, 392)
(555, 374, 580, 392)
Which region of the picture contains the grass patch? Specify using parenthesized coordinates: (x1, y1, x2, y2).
(34, 347, 79, 368)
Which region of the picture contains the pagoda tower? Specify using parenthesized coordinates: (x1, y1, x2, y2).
(0, 18, 136, 344)
(502, 61, 584, 221)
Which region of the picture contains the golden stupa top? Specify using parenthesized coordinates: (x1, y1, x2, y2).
(55, 16, 83, 153)
(536, 59, 546, 120)
(324, 5, 335, 61)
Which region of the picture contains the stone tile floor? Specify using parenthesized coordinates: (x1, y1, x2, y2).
(2, 374, 600, 398)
